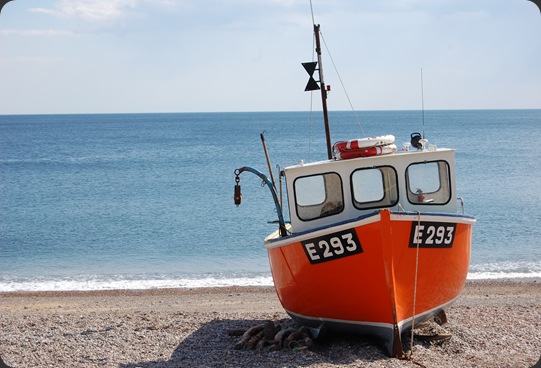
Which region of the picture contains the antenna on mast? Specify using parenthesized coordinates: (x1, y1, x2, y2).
(421, 68, 425, 139)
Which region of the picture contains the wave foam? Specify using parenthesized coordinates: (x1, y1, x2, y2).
(2, 261, 540, 292)
(0, 274, 274, 292)
(467, 260, 541, 280)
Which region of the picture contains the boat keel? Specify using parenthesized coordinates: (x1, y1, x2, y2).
(391, 323, 405, 358)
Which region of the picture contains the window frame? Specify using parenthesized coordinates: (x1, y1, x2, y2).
(350, 165, 399, 210)
(293, 171, 344, 222)
(405, 160, 452, 206)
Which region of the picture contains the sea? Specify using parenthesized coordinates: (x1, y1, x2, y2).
(1, 110, 540, 292)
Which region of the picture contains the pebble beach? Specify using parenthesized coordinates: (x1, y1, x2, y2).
(1, 280, 540, 368)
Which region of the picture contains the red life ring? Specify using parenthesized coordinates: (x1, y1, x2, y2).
(333, 135, 395, 151)
(335, 144, 397, 160)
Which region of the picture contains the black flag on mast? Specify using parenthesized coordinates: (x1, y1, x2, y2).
(302, 62, 320, 91)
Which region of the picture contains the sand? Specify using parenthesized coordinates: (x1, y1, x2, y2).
(1, 280, 540, 368)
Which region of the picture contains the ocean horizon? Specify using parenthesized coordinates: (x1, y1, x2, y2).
(1, 110, 540, 292)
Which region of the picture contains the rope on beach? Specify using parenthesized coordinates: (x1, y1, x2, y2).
(229, 321, 314, 351)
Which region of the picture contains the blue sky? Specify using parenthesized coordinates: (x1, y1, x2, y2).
(1, 0, 540, 114)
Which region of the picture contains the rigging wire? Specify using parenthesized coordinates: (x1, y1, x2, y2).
(410, 211, 422, 357)
(306, 0, 315, 161)
(319, 31, 366, 137)
(308, 32, 316, 163)
(308, 0, 366, 146)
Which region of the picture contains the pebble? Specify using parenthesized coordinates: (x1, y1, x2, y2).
(0, 282, 539, 367)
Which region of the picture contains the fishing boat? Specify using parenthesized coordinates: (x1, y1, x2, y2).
(233, 21, 475, 357)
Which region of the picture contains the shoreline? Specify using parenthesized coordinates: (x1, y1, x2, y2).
(0, 275, 539, 295)
(1, 280, 540, 367)
(1, 269, 539, 294)
(0, 277, 539, 295)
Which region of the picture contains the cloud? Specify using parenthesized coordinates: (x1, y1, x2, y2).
(0, 29, 73, 37)
(29, 0, 306, 28)
(30, 0, 175, 22)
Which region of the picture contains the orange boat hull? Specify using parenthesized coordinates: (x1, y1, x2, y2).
(265, 209, 474, 356)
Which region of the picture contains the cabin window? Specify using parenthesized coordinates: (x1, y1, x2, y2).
(294, 172, 343, 221)
(351, 166, 398, 209)
(406, 160, 451, 205)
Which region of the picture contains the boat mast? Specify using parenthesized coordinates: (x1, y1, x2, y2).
(313, 24, 333, 160)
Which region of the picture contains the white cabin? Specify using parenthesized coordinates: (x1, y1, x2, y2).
(283, 148, 460, 234)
